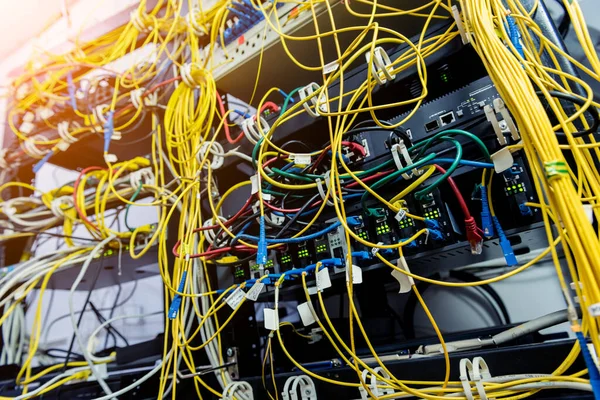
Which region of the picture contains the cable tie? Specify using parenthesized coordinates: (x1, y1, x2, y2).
(283, 375, 317, 400)
(315, 171, 333, 206)
(242, 116, 269, 144)
(130, 9, 151, 32)
(298, 82, 328, 118)
(452, 6, 470, 44)
(365, 46, 396, 85)
(197, 141, 225, 169)
(544, 161, 568, 181)
(222, 381, 254, 400)
(187, 7, 208, 36)
(472, 357, 492, 400)
(459, 358, 476, 400)
(179, 63, 204, 88)
(390, 141, 420, 179)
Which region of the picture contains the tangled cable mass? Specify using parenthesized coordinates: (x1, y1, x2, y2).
(1, 0, 600, 398)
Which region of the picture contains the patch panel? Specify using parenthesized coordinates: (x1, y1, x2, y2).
(211, 1, 330, 82)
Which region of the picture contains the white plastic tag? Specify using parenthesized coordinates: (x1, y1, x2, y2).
(270, 213, 285, 225)
(323, 61, 339, 75)
(589, 303, 600, 317)
(262, 193, 272, 201)
(292, 153, 311, 165)
(226, 287, 245, 309)
(395, 209, 407, 222)
(491, 147, 514, 173)
(371, 242, 384, 256)
(246, 282, 264, 301)
(391, 257, 414, 293)
(584, 204, 594, 224)
(316, 268, 332, 291)
(307, 286, 318, 296)
(264, 308, 279, 330)
(250, 174, 259, 194)
(297, 302, 318, 326)
(346, 265, 363, 284)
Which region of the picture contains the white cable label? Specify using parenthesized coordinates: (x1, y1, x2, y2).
(583, 204, 594, 224)
(391, 257, 414, 293)
(246, 282, 264, 301)
(292, 153, 312, 165)
(588, 303, 600, 317)
(491, 147, 514, 173)
(250, 174, 259, 194)
(346, 264, 363, 284)
(371, 242, 384, 256)
(297, 302, 318, 326)
(225, 287, 245, 310)
(323, 61, 339, 75)
(316, 268, 332, 291)
(264, 308, 279, 331)
(395, 209, 407, 222)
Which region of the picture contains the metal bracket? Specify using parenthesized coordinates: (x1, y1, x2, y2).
(226, 347, 240, 380)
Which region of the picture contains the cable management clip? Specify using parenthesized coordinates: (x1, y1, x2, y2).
(129, 167, 155, 189)
(241, 116, 270, 145)
(459, 356, 493, 400)
(197, 141, 225, 169)
(315, 171, 333, 206)
(222, 381, 253, 400)
(391, 141, 421, 179)
(358, 367, 395, 399)
(298, 82, 328, 118)
(282, 375, 317, 400)
(365, 46, 396, 85)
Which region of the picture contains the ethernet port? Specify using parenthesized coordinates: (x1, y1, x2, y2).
(424, 120, 440, 132)
(439, 111, 456, 127)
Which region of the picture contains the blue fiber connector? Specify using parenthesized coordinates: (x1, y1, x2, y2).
(168, 271, 188, 319)
(103, 111, 115, 153)
(424, 218, 440, 230)
(493, 216, 517, 266)
(480, 185, 495, 238)
(256, 215, 268, 266)
(506, 15, 524, 59)
(519, 203, 533, 217)
(428, 229, 445, 242)
(575, 331, 600, 400)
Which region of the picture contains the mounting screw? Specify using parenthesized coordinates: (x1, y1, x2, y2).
(226, 348, 234, 357)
